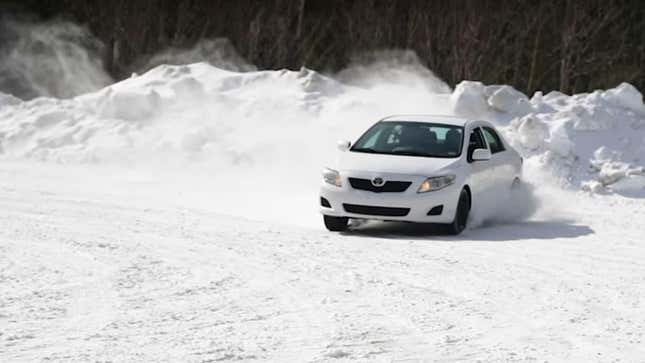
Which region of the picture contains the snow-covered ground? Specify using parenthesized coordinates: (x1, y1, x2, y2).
(2, 60, 645, 361)
(2, 161, 645, 362)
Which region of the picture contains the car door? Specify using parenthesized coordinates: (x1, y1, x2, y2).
(465, 125, 494, 198)
(481, 125, 514, 185)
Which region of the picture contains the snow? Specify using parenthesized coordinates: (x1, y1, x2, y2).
(1, 161, 645, 361)
(450, 80, 645, 194)
(0, 92, 21, 108)
(487, 85, 533, 115)
(1, 59, 645, 361)
(3, 61, 643, 192)
(1, 15, 643, 192)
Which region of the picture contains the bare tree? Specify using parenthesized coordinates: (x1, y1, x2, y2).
(14, 0, 644, 93)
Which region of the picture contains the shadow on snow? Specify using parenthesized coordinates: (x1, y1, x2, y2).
(344, 219, 594, 242)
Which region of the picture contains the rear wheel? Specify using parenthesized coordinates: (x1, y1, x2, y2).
(323, 215, 349, 232)
(447, 189, 470, 235)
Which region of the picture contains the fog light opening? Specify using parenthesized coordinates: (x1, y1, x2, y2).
(320, 197, 331, 208)
(427, 205, 444, 216)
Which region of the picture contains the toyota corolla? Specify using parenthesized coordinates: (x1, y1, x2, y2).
(319, 115, 522, 234)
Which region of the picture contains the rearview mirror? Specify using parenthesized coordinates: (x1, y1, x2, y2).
(337, 140, 351, 152)
(472, 148, 491, 161)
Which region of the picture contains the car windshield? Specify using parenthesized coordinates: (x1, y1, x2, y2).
(351, 121, 464, 158)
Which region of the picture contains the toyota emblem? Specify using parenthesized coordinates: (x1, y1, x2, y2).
(371, 177, 385, 187)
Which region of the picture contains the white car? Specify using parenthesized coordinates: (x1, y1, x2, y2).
(320, 115, 523, 234)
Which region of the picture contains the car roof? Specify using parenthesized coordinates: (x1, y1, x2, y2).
(380, 114, 470, 127)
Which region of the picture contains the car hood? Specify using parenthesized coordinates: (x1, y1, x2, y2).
(338, 151, 460, 176)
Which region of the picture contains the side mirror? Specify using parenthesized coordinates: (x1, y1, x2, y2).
(471, 148, 491, 161)
(337, 140, 351, 152)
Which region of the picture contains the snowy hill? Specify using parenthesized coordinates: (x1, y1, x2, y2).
(1, 63, 644, 195)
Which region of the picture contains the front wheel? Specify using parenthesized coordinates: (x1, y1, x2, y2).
(323, 215, 349, 232)
(446, 188, 470, 235)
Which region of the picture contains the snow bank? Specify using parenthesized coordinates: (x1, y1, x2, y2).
(142, 38, 257, 74)
(452, 81, 645, 196)
(0, 92, 21, 108)
(0, 61, 453, 165)
(0, 59, 644, 198)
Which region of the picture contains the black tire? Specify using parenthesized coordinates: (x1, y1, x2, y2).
(447, 188, 470, 235)
(323, 215, 349, 232)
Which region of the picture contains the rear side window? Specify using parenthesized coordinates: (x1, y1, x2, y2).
(482, 127, 506, 154)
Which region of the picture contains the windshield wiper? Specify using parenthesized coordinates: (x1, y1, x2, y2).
(352, 148, 444, 158)
(351, 147, 380, 153)
(390, 150, 432, 157)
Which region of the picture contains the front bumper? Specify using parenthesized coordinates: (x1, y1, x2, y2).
(319, 172, 460, 223)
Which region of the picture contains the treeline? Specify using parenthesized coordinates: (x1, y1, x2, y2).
(7, 0, 645, 94)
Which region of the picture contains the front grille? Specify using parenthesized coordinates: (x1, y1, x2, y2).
(343, 203, 410, 217)
(348, 178, 412, 193)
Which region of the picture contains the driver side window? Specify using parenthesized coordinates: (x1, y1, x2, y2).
(482, 127, 505, 154)
(468, 128, 487, 163)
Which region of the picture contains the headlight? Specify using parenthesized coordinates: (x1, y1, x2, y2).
(417, 175, 456, 193)
(322, 168, 342, 187)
